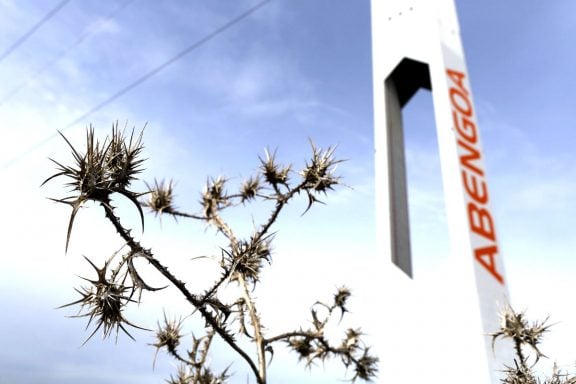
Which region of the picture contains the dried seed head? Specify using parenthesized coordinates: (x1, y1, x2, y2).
(351, 348, 379, 382)
(166, 363, 230, 384)
(297, 142, 343, 214)
(166, 365, 193, 384)
(59, 256, 148, 344)
(105, 123, 145, 190)
(143, 179, 176, 216)
(341, 328, 362, 351)
(300, 142, 341, 194)
(288, 336, 314, 360)
(202, 177, 228, 219)
(500, 360, 538, 384)
(240, 176, 261, 203)
(259, 148, 290, 187)
(491, 306, 551, 362)
(194, 367, 230, 384)
(43, 124, 146, 251)
(153, 313, 183, 352)
(227, 234, 273, 283)
(334, 286, 351, 309)
(334, 286, 351, 321)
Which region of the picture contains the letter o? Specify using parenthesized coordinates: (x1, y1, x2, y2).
(450, 88, 473, 117)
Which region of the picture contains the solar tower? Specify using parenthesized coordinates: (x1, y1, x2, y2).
(371, 0, 511, 382)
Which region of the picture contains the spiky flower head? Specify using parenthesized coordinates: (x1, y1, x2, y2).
(143, 179, 176, 216)
(150, 312, 184, 368)
(153, 313, 183, 353)
(299, 141, 343, 214)
(341, 328, 362, 351)
(227, 234, 273, 283)
(202, 177, 229, 219)
(259, 148, 291, 187)
(300, 141, 342, 194)
(491, 306, 551, 362)
(166, 365, 194, 384)
(166, 364, 230, 384)
(106, 124, 145, 189)
(500, 360, 538, 384)
(59, 256, 148, 344)
(334, 286, 351, 310)
(288, 336, 314, 361)
(42, 123, 146, 251)
(240, 176, 261, 203)
(350, 348, 379, 382)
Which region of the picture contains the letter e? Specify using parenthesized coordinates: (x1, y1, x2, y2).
(468, 203, 495, 241)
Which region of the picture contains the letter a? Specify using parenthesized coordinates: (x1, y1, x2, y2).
(475, 246, 504, 284)
(447, 69, 467, 95)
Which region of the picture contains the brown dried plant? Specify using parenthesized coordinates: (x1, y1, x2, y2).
(44, 124, 378, 384)
(491, 306, 576, 384)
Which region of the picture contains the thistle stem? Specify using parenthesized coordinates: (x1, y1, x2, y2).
(238, 273, 266, 384)
(101, 202, 263, 383)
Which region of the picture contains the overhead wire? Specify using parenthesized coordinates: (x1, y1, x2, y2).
(0, 0, 272, 172)
(0, 0, 71, 64)
(0, 0, 137, 107)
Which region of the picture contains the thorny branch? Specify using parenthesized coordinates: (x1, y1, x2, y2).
(44, 124, 378, 383)
(265, 287, 378, 382)
(491, 306, 576, 384)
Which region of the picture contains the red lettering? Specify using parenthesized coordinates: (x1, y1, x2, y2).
(447, 69, 468, 95)
(462, 170, 489, 204)
(450, 88, 473, 117)
(458, 139, 484, 176)
(448, 68, 505, 287)
(452, 110, 478, 143)
(468, 203, 495, 241)
(475, 245, 504, 284)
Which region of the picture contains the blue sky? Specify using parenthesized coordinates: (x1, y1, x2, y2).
(0, 0, 575, 383)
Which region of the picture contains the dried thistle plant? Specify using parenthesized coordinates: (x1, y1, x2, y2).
(491, 306, 576, 384)
(45, 125, 378, 383)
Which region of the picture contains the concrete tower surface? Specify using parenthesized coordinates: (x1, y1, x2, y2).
(371, 0, 511, 382)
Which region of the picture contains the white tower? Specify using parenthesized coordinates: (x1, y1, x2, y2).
(371, 0, 511, 382)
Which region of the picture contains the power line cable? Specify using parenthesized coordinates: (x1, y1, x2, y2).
(0, 0, 136, 107)
(0, 0, 272, 172)
(0, 0, 71, 64)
